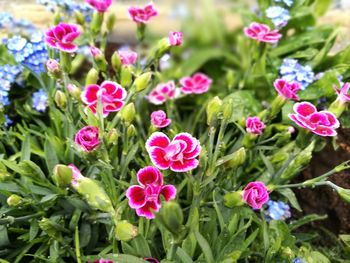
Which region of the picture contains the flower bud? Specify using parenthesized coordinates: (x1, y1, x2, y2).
(222, 99, 234, 121)
(106, 13, 116, 32)
(74, 11, 85, 26)
(127, 124, 137, 138)
(120, 103, 136, 124)
(60, 51, 72, 73)
(206, 96, 222, 125)
(90, 46, 108, 72)
(91, 12, 104, 35)
(106, 128, 119, 145)
(134, 72, 152, 92)
(224, 191, 244, 208)
(39, 218, 60, 239)
(85, 68, 99, 85)
(53, 12, 61, 25)
(158, 201, 184, 235)
(155, 38, 171, 58)
(111, 52, 122, 72)
(226, 70, 236, 90)
(337, 187, 350, 203)
(67, 84, 81, 100)
(115, 220, 138, 241)
(90, 46, 103, 59)
(46, 59, 61, 78)
(120, 66, 133, 87)
(219, 147, 246, 169)
(0, 163, 11, 182)
(7, 194, 22, 207)
(54, 90, 67, 109)
(52, 164, 73, 187)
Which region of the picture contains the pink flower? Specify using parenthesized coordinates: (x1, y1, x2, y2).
(180, 73, 212, 94)
(288, 102, 339, 136)
(246, 116, 265, 135)
(118, 50, 138, 65)
(147, 81, 177, 105)
(242, 181, 269, 209)
(144, 258, 160, 263)
(46, 59, 60, 73)
(90, 46, 103, 58)
(150, 110, 171, 128)
(274, 79, 301, 101)
(169, 31, 183, 46)
(244, 22, 282, 44)
(45, 23, 81, 53)
(146, 132, 201, 172)
(128, 3, 158, 24)
(75, 126, 100, 152)
(67, 164, 84, 187)
(91, 260, 114, 263)
(126, 166, 176, 219)
(81, 81, 127, 117)
(85, 0, 112, 12)
(334, 82, 350, 104)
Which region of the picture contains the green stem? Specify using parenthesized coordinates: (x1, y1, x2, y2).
(75, 227, 82, 263)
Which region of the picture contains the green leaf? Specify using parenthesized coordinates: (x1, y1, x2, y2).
(313, 0, 332, 17)
(19, 160, 46, 180)
(0, 226, 10, 248)
(194, 229, 214, 263)
(20, 135, 31, 162)
(130, 235, 151, 257)
(277, 188, 302, 212)
(44, 138, 59, 173)
(29, 220, 39, 241)
(289, 214, 327, 230)
(176, 247, 194, 263)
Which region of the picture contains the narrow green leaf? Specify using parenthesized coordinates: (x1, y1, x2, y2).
(176, 247, 194, 263)
(20, 135, 31, 161)
(194, 229, 214, 263)
(44, 138, 59, 173)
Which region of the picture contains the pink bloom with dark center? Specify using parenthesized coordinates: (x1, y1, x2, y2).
(126, 166, 176, 219)
(150, 110, 171, 128)
(274, 79, 301, 101)
(180, 73, 212, 94)
(146, 132, 201, 172)
(289, 102, 339, 137)
(118, 50, 138, 65)
(45, 23, 81, 53)
(242, 181, 269, 209)
(85, 0, 112, 13)
(128, 3, 158, 24)
(147, 81, 177, 105)
(244, 22, 282, 44)
(169, 31, 183, 46)
(75, 126, 100, 152)
(333, 82, 350, 104)
(246, 116, 265, 135)
(67, 164, 84, 187)
(81, 81, 127, 117)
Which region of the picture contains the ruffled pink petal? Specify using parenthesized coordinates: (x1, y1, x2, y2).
(135, 201, 160, 219)
(293, 102, 316, 117)
(126, 185, 146, 209)
(81, 84, 99, 104)
(57, 42, 78, 53)
(321, 111, 340, 128)
(183, 144, 202, 159)
(160, 185, 177, 201)
(62, 31, 80, 43)
(173, 132, 198, 153)
(289, 114, 308, 129)
(170, 158, 199, 172)
(146, 132, 170, 149)
(137, 166, 162, 187)
(104, 101, 124, 112)
(53, 26, 66, 40)
(313, 125, 337, 137)
(148, 147, 172, 170)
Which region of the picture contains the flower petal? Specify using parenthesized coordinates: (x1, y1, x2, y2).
(170, 158, 199, 172)
(146, 132, 170, 150)
(126, 185, 146, 209)
(137, 166, 163, 186)
(161, 185, 177, 201)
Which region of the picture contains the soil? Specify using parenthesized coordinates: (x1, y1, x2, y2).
(294, 128, 350, 234)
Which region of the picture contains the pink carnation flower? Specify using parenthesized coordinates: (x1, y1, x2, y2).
(180, 73, 212, 94)
(244, 22, 282, 44)
(126, 166, 176, 219)
(246, 116, 265, 135)
(289, 102, 339, 137)
(334, 82, 350, 104)
(75, 126, 100, 152)
(45, 23, 81, 53)
(242, 181, 269, 209)
(147, 81, 176, 105)
(274, 79, 301, 101)
(67, 164, 84, 187)
(81, 81, 127, 117)
(118, 50, 138, 65)
(169, 31, 183, 46)
(85, 0, 112, 13)
(151, 110, 171, 128)
(128, 3, 158, 24)
(146, 132, 201, 172)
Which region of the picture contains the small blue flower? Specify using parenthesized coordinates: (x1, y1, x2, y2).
(266, 6, 291, 28)
(0, 64, 23, 106)
(32, 89, 48, 112)
(265, 200, 291, 221)
(0, 12, 13, 28)
(280, 58, 314, 89)
(293, 258, 306, 263)
(275, 0, 293, 7)
(4, 114, 13, 127)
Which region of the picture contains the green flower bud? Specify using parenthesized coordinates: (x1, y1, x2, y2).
(52, 164, 73, 187)
(218, 147, 246, 169)
(53, 12, 61, 25)
(0, 163, 11, 182)
(91, 12, 104, 35)
(106, 13, 116, 32)
(106, 128, 119, 145)
(329, 98, 347, 118)
(60, 51, 72, 73)
(74, 11, 85, 26)
(111, 52, 121, 72)
(155, 38, 171, 58)
(226, 70, 236, 90)
(39, 218, 61, 239)
(120, 103, 136, 124)
(120, 66, 133, 87)
(67, 84, 82, 100)
(134, 72, 152, 92)
(224, 191, 244, 208)
(127, 124, 137, 138)
(337, 187, 350, 203)
(85, 68, 99, 85)
(54, 90, 67, 109)
(7, 194, 22, 207)
(115, 220, 138, 241)
(157, 201, 184, 235)
(222, 99, 234, 121)
(206, 96, 222, 125)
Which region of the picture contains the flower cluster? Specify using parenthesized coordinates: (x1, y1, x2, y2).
(0, 65, 22, 106)
(280, 58, 314, 90)
(265, 200, 291, 221)
(266, 6, 291, 28)
(32, 89, 49, 112)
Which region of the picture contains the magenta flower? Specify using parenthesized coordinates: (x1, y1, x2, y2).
(246, 116, 265, 135)
(144, 258, 160, 263)
(75, 126, 100, 152)
(118, 50, 138, 65)
(128, 3, 158, 24)
(45, 23, 81, 53)
(334, 82, 350, 104)
(244, 22, 282, 44)
(146, 132, 201, 172)
(289, 102, 339, 136)
(242, 181, 269, 209)
(67, 164, 84, 187)
(151, 110, 171, 128)
(274, 79, 301, 101)
(81, 81, 127, 117)
(85, 0, 112, 12)
(169, 31, 183, 46)
(180, 73, 212, 94)
(126, 166, 176, 219)
(90, 46, 103, 58)
(147, 81, 177, 105)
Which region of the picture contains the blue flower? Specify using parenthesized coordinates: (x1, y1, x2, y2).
(266, 6, 291, 28)
(293, 258, 306, 263)
(275, 0, 293, 7)
(32, 89, 48, 112)
(280, 58, 315, 89)
(265, 200, 291, 221)
(0, 64, 23, 106)
(0, 12, 13, 28)
(4, 114, 13, 127)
